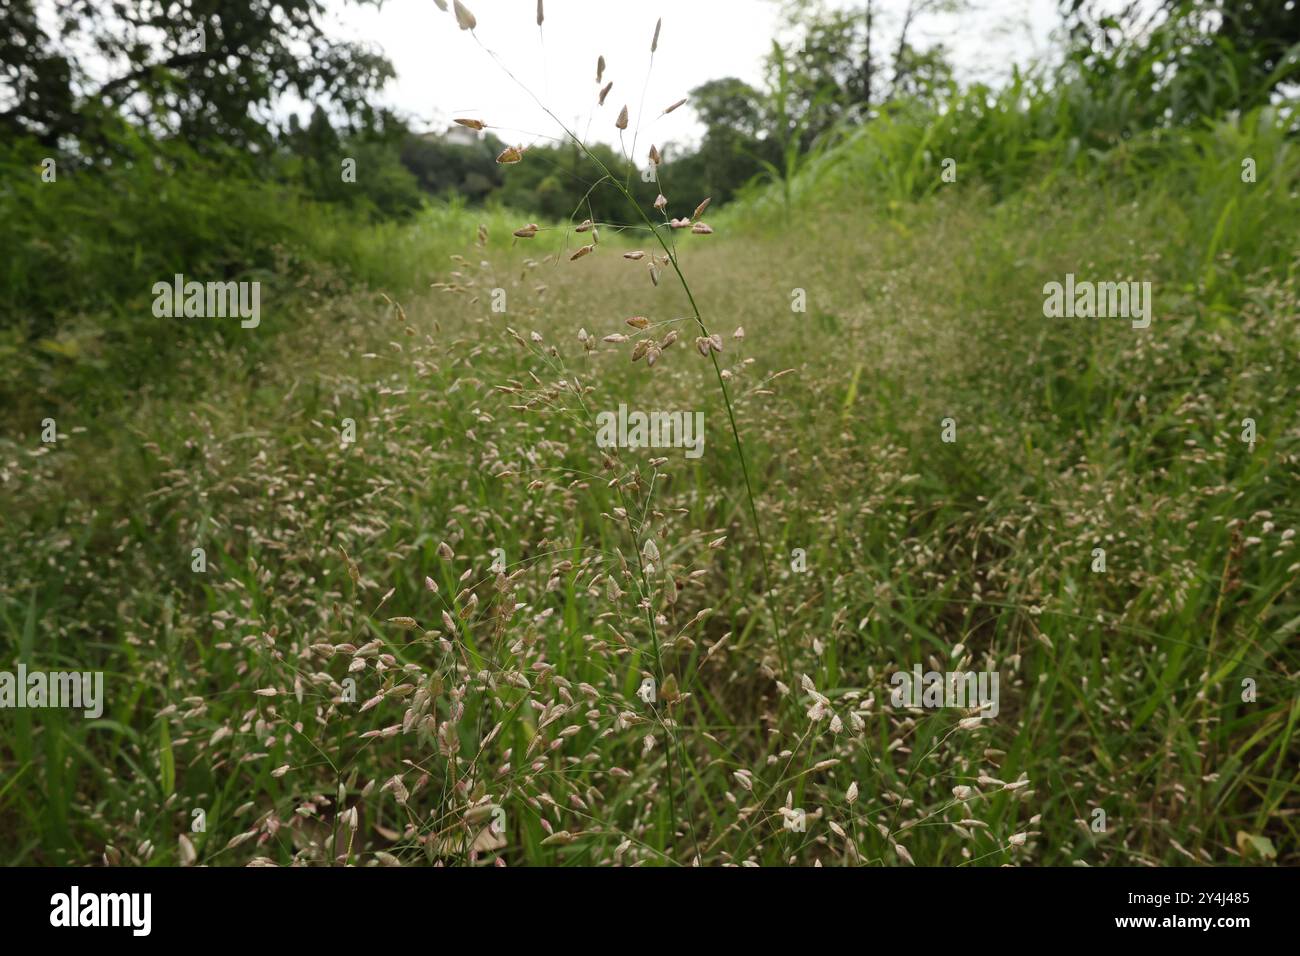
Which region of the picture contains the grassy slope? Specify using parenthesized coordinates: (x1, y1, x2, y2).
(1, 133, 1298, 866)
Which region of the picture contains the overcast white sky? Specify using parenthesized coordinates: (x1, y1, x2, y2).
(322, 0, 1064, 149)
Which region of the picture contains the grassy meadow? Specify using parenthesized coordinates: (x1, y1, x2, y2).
(1, 2, 1298, 868)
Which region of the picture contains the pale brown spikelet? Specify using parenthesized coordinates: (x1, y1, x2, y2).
(645, 346, 661, 367)
(649, 144, 661, 166)
(570, 244, 593, 261)
(651, 17, 662, 52)
(437, 541, 455, 559)
(623, 250, 646, 260)
(454, 118, 485, 130)
(513, 223, 539, 238)
(599, 81, 613, 105)
(596, 56, 606, 83)
(662, 329, 679, 348)
(654, 193, 667, 210)
(616, 105, 629, 130)
(602, 332, 628, 343)
(692, 197, 711, 219)
(708, 333, 723, 352)
(670, 217, 691, 229)
(695, 336, 710, 356)
(575, 218, 594, 233)
(648, 262, 660, 285)
(631, 339, 651, 362)
(432, 0, 447, 10)
(496, 145, 523, 164)
(691, 222, 713, 234)
(663, 97, 687, 115)
(476, 222, 488, 245)
(453, 0, 476, 30)
(733, 325, 745, 340)
(536, 0, 544, 26)
(625, 316, 649, 330)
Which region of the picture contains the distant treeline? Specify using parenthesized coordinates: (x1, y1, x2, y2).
(2, 0, 1297, 342)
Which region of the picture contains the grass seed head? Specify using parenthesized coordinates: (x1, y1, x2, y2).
(453, 0, 476, 30)
(616, 105, 629, 130)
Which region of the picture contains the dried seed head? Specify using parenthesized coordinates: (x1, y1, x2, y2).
(623, 250, 646, 260)
(433, 0, 447, 11)
(513, 223, 539, 238)
(693, 197, 711, 219)
(645, 346, 661, 367)
(496, 146, 523, 165)
(691, 221, 713, 235)
(569, 244, 593, 261)
(663, 97, 688, 115)
(695, 336, 710, 356)
(599, 81, 613, 105)
(536, 0, 544, 26)
(651, 17, 662, 52)
(654, 194, 667, 210)
(708, 333, 723, 353)
(670, 217, 691, 229)
(649, 144, 661, 166)
(454, 118, 485, 130)
(596, 56, 606, 83)
(631, 339, 651, 362)
(661, 330, 678, 348)
(575, 218, 594, 233)
(453, 0, 476, 30)
(616, 105, 629, 130)
(733, 325, 745, 340)
(625, 316, 650, 330)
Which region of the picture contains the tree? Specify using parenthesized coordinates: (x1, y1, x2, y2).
(0, 0, 396, 154)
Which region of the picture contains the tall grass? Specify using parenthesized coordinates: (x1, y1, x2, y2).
(1, 1, 1296, 868)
